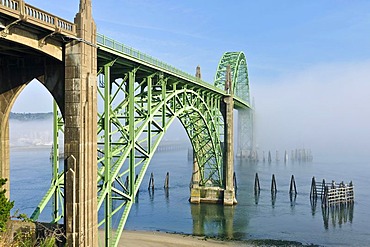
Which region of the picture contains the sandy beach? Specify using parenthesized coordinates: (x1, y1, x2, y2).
(116, 230, 253, 247)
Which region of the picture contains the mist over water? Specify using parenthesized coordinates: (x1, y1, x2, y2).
(252, 61, 370, 161)
(10, 119, 53, 147)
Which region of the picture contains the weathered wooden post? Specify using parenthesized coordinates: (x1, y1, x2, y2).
(254, 173, 260, 195)
(289, 175, 297, 195)
(148, 172, 154, 190)
(310, 176, 317, 199)
(164, 172, 170, 189)
(271, 174, 277, 194)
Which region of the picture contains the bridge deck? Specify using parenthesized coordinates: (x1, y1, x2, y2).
(97, 34, 250, 109)
(0, 0, 75, 36)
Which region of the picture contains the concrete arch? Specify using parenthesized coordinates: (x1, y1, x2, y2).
(0, 56, 64, 195)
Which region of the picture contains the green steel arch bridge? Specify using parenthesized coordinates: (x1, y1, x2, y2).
(0, 1, 254, 246)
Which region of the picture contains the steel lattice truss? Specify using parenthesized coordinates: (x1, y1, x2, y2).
(214, 52, 253, 154)
(30, 36, 252, 247)
(95, 60, 225, 246)
(214, 51, 250, 103)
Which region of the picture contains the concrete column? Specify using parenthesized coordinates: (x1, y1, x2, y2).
(0, 104, 10, 197)
(190, 155, 200, 203)
(190, 66, 202, 204)
(223, 95, 236, 205)
(64, 0, 97, 246)
(222, 65, 237, 205)
(0, 85, 25, 197)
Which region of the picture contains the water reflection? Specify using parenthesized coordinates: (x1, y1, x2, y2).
(164, 188, 169, 203)
(321, 203, 354, 229)
(290, 193, 297, 209)
(191, 204, 235, 239)
(271, 192, 277, 207)
(254, 191, 260, 205)
(310, 199, 354, 229)
(148, 188, 154, 201)
(310, 197, 317, 216)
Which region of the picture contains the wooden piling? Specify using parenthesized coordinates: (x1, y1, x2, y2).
(289, 175, 297, 195)
(268, 151, 272, 163)
(124, 176, 129, 189)
(271, 174, 277, 194)
(164, 172, 170, 189)
(148, 172, 154, 190)
(233, 172, 237, 191)
(320, 179, 326, 200)
(284, 150, 288, 164)
(254, 173, 260, 195)
(310, 176, 317, 199)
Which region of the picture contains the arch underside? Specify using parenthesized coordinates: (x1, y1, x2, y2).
(0, 51, 64, 196)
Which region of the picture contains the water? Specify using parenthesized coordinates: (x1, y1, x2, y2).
(9, 146, 370, 246)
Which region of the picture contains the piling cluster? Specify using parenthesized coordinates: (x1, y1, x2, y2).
(310, 177, 354, 207)
(310, 177, 354, 228)
(242, 148, 313, 163)
(253, 173, 297, 206)
(147, 172, 170, 190)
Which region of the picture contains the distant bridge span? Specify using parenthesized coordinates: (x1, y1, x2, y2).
(0, 1, 254, 246)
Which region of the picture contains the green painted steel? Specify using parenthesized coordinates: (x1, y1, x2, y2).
(95, 61, 224, 246)
(30, 101, 64, 222)
(214, 51, 250, 103)
(30, 34, 251, 247)
(214, 52, 253, 156)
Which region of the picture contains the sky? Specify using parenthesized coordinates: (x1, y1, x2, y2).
(11, 0, 370, 159)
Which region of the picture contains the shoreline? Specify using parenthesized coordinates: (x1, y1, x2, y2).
(105, 230, 318, 247)
(113, 230, 251, 247)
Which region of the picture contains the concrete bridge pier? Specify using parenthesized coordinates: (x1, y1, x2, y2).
(189, 65, 237, 206)
(63, 0, 97, 246)
(222, 94, 237, 205)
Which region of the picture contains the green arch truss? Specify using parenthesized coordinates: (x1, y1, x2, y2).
(95, 64, 225, 246)
(29, 35, 253, 247)
(214, 51, 250, 103)
(31, 59, 226, 247)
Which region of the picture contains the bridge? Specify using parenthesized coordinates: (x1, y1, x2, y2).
(0, 0, 253, 246)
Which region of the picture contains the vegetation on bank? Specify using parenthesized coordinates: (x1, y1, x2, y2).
(0, 178, 13, 232)
(0, 178, 61, 246)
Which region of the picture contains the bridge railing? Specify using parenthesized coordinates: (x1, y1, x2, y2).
(0, 0, 75, 35)
(97, 33, 225, 94)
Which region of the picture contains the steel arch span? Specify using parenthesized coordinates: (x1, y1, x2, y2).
(214, 52, 254, 157)
(31, 58, 229, 246)
(214, 51, 250, 103)
(27, 38, 254, 246)
(95, 66, 226, 246)
(0, 1, 253, 246)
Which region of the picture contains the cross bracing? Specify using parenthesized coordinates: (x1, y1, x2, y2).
(29, 34, 252, 247)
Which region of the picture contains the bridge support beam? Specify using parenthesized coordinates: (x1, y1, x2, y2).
(222, 95, 237, 205)
(189, 65, 236, 206)
(190, 155, 200, 203)
(64, 0, 97, 246)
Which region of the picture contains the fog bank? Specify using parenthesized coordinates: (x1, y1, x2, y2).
(252, 61, 370, 160)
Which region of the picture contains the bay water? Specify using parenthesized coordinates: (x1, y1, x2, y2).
(9, 146, 370, 246)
